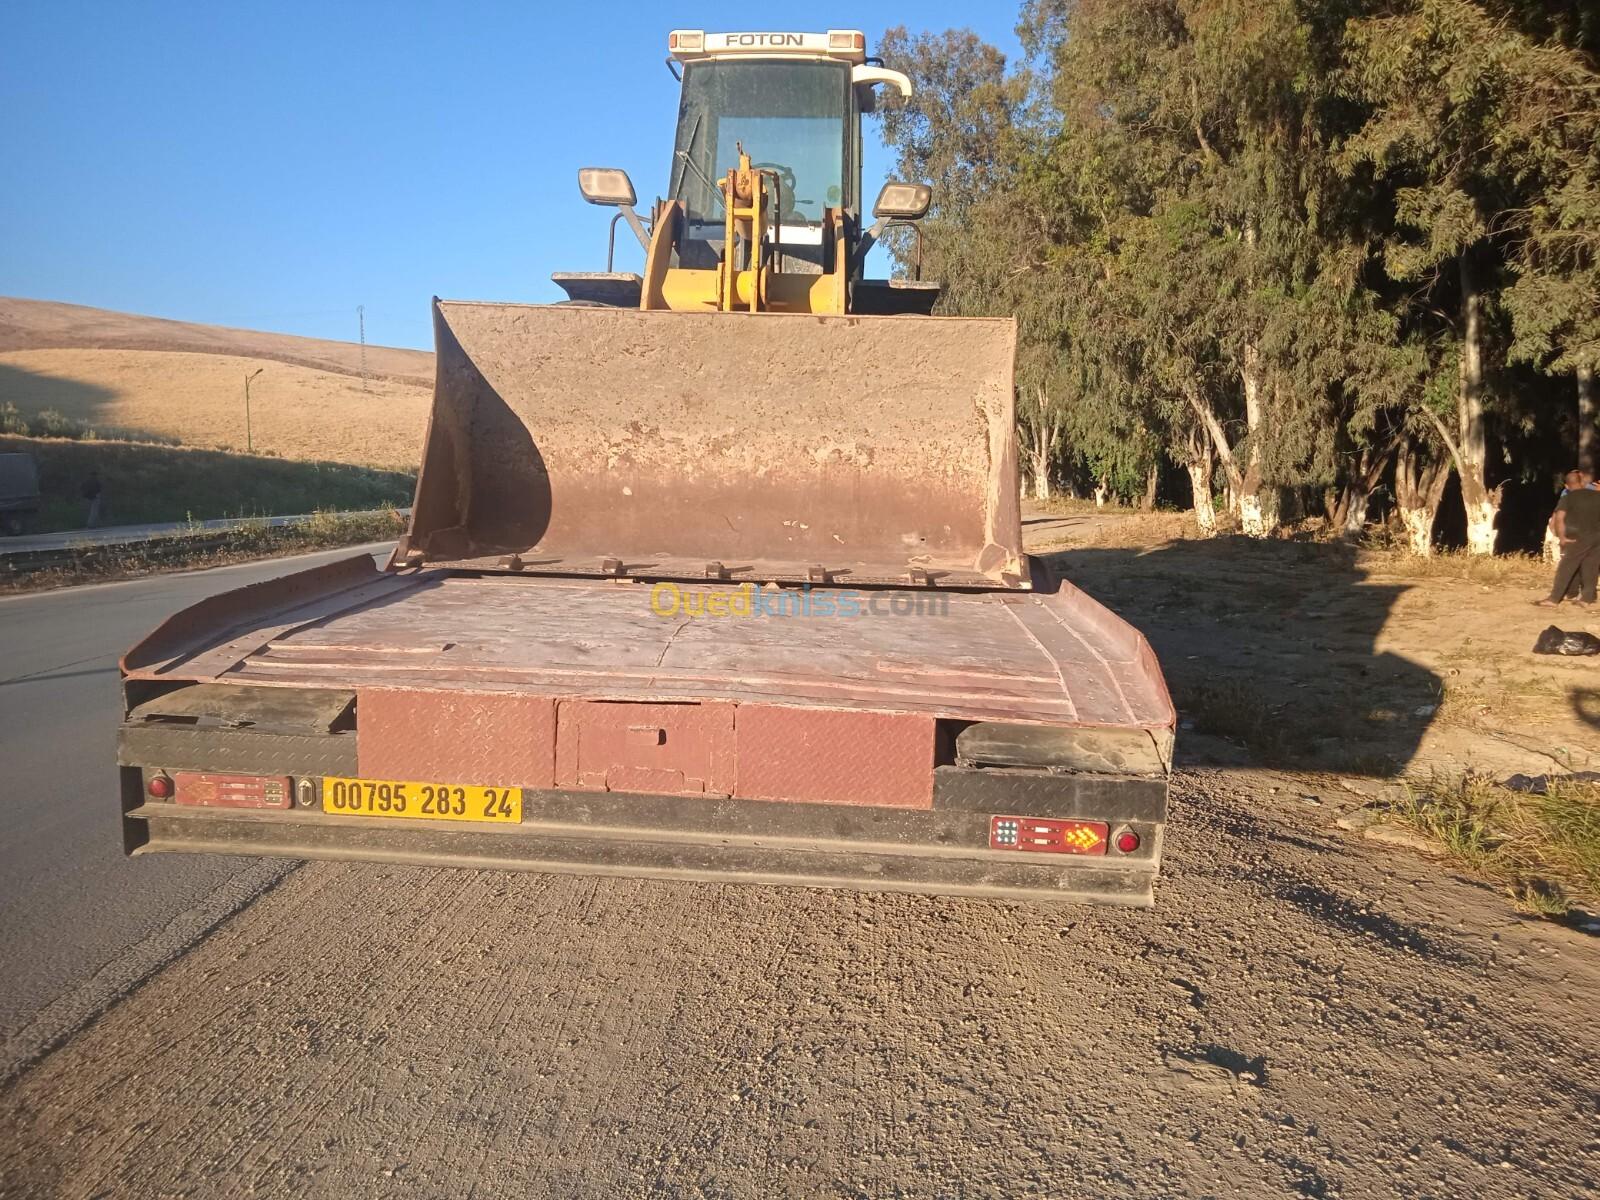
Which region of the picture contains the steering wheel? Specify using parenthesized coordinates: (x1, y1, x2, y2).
(753, 162, 802, 219)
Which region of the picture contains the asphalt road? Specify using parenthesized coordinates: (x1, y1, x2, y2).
(0, 545, 389, 1077)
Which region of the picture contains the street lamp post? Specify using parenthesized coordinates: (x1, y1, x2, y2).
(244, 367, 264, 454)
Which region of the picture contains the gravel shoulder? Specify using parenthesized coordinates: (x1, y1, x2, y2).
(3, 770, 1595, 1199)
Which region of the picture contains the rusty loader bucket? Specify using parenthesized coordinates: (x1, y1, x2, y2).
(399, 301, 1026, 588)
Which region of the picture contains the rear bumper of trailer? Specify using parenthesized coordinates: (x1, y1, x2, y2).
(120, 729, 1167, 906)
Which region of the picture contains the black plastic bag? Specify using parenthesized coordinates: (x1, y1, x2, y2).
(1532, 625, 1600, 656)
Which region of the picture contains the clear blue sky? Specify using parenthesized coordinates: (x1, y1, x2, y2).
(2, 2, 1020, 350)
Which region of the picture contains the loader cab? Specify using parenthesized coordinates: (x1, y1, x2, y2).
(666, 55, 855, 272)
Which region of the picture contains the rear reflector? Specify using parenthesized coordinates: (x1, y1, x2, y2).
(990, 816, 1108, 855)
(173, 772, 292, 809)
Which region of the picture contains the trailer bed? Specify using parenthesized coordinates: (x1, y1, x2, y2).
(119, 555, 1175, 904)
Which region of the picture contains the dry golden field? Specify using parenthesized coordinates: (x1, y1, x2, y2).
(0, 298, 433, 470)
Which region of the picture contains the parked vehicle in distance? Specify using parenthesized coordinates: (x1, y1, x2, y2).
(0, 452, 41, 536)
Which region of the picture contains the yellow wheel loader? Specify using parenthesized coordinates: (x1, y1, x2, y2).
(115, 31, 1176, 905)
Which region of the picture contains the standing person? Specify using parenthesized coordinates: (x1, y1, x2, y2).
(1539, 468, 1600, 607)
(80, 470, 102, 528)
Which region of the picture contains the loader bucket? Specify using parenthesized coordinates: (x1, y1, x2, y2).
(401, 301, 1025, 588)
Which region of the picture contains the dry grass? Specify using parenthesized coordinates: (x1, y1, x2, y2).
(1, 348, 430, 470)
(1380, 775, 1600, 916)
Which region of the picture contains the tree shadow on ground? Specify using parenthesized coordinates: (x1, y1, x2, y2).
(0, 363, 137, 434)
(1037, 537, 1442, 775)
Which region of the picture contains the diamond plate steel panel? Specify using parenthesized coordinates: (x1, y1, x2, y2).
(358, 689, 555, 788)
(555, 700, 735, 795)
(735, 705, 935, 809)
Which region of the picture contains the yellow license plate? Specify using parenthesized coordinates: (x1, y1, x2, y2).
(321, 777, 521, 823)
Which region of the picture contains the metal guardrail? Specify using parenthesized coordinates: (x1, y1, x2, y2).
(0, 510, 408, 579)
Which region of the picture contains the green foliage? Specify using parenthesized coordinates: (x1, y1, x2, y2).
(874, 1, 1600, 524)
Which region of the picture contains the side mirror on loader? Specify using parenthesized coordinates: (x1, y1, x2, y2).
(576, 167, 649, 252)
(872, 181, 933, 221)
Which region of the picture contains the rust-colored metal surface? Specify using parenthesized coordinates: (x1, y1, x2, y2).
(126, 566, 1175, 735)
(554, 700, 736, 796)
(172, 772, 291, 810)
(357, 689, 556, 789)
(735, 706, 936, 809)
(401, 301, 1025, 588)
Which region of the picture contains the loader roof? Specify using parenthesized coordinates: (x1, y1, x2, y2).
(668, 30, 868, 65)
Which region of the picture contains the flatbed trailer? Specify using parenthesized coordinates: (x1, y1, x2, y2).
(118, 550, 1174, 905)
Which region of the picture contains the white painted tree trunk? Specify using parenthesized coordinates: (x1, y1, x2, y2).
(1543, 523, 1561, 564)
(1463, 498, 1498, 556)
(1238, 492, 1269, 538)
(1093, 479, 1109, 508)
(1236, 339, 1274, 538)
(1399, 506, 1436, 556)
(1185, 444, 1217, 537)
(1031, 464, 1052, 502)
(1394, 437, 1450, 558)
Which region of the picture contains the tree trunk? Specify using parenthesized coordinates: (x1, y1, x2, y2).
(1338, 437, 1398, 541)
(1579, 365, 1597, 476)
(1236, 340, 1276, 537)
(1140, 460, 1159, 511)
(1093, 477, 1109, 508)
(1023, 384, 1060, 504)
(1394, 439, 1451, 557)
(1185, 427, 1218, 537)
(1030, 454, 1052, 502)
(1454, 255, 1500, 555)
(1186, 383, 1273, 537)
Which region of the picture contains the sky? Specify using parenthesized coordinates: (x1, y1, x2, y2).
(2, 2, 1021, 351)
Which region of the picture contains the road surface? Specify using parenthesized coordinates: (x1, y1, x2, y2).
(1, 548, 1596, 1198)
(0, 545, 389, 1072)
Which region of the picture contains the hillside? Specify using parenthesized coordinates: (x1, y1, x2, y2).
(0, 298, 434, 470)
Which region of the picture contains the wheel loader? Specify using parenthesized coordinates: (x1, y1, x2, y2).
(115, 30, 1176, 904)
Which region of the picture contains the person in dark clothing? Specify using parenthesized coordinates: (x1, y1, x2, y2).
(80, 471, 102, 528)
(1540, 469, 1600, 607)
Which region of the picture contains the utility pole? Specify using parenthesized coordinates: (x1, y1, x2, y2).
(244, 367, 264, 453)
(358, 304, 369, 392)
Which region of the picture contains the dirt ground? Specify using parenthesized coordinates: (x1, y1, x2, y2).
(2, 772, 1594, 1199)
(1029, 508, 1600, 779)
(2, 512, 1597, 1198)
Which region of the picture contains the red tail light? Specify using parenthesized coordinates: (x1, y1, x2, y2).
(1115, 830, 1141, 854)
(146, 773, 173, 799)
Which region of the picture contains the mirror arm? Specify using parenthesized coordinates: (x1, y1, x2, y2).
(616, 203, 650, 251)
(854, 218, 923, 280)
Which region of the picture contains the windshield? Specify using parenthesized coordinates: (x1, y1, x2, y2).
(668, 60, 850, 229)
